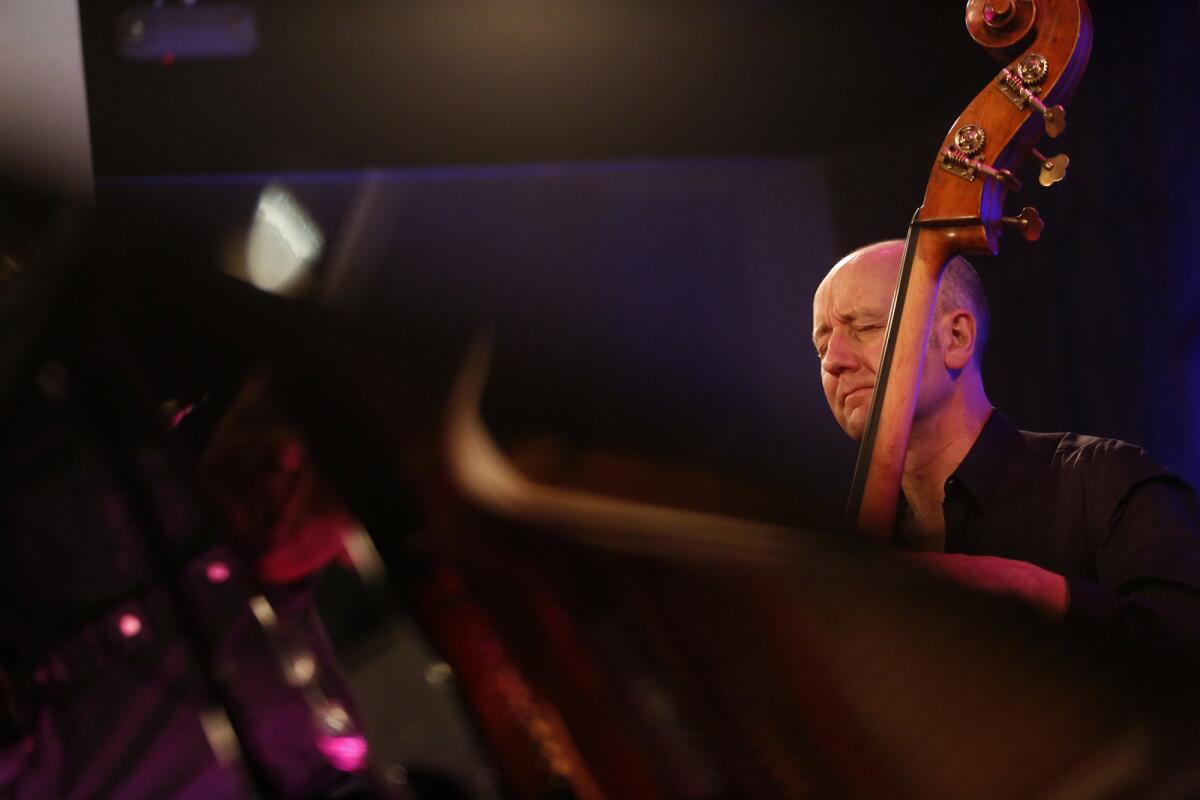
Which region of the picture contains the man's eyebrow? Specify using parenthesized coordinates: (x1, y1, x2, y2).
(813, 307, 890, 345)
(850, 307, 886, 321)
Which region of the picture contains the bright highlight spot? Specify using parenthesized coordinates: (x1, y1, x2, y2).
(245, 184, 324, 295)
(118, 613, 143, 638)
(316, 733, 369, 772)
(205, 560, 231, 584)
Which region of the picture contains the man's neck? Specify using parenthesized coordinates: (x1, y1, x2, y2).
(902, 388, 992, 517)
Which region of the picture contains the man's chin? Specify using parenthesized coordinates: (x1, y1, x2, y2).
(842, 411, 866, 441)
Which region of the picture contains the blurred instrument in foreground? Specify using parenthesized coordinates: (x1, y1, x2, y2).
(426, 340, 1200, 800)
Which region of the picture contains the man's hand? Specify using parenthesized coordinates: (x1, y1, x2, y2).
(906, 552, 1070, 620)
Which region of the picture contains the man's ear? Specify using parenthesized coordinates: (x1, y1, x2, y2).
(942, 310, 977, 371)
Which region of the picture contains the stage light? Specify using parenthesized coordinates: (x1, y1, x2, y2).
(118, 4, 258, 62)
(245, 184, 324, 295)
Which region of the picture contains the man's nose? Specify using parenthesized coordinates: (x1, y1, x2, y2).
(821, 329, 856, 376)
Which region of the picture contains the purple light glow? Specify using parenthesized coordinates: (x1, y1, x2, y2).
(118, 5, 259, 62)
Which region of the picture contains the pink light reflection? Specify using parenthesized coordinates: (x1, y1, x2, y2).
(168, 402, 194, 429)
(205, 560, 231, 584)
(118, 613, 143, 638)
(316, 733, 368, 772)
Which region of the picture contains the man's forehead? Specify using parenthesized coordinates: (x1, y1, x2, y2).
(815, 256, 896, 310)
(813, 249, 900, 341)
(832, 247, 902, 286)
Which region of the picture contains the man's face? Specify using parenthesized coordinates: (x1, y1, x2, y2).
(811, 245, 902, 440)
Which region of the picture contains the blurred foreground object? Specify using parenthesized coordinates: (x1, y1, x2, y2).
(0, 179, 372, 798)
(199, 370, 356, 585)
(421, 340, 1200, 800)
(0, 0, 93, 199)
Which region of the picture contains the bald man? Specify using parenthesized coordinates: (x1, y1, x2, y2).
(813, 241, 1200, 646)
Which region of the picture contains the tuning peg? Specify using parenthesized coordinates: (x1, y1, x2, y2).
(1030, 100, 1066, 137)
(1031, 148, 1069, 186)
(1012, 87, 1066, 137)
(1002, 206, 1044, 241)
(996, 60, 1066, 137)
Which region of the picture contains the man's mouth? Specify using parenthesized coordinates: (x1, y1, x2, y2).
(843, 386, 873, 404)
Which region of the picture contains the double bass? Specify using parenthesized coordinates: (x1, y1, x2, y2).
(847, 0, 1093, 539)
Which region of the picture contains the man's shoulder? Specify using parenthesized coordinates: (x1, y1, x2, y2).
(1018, 429, 1147, 458)
(1014, 428, 1172, 486)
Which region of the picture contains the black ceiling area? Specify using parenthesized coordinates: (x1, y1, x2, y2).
(80, 0, 994, 177)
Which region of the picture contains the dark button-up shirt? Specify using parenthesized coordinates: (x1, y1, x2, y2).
(901, 410, 1200, 654)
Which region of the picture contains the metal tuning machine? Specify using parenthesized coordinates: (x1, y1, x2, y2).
(939, 124, 1023, 190)
(997, 53, 1067, 138)
(1030, 148, 1069, 187)
(1001, 206, 1045, 241)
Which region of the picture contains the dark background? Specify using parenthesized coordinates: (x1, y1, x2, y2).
(80, 0, 1200, 525)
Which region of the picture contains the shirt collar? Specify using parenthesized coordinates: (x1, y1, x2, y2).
(948, 408, 1020, 508)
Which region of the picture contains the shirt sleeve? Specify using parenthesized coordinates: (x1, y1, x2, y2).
(1065, 477, 1200, 656)
(1065, 575, 1200, 658)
